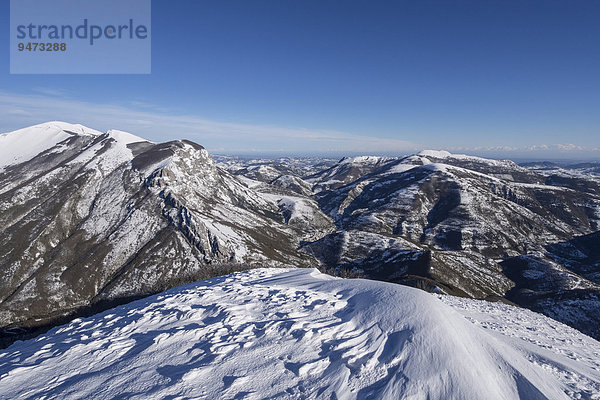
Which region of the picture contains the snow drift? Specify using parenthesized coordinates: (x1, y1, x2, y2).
(1, 268, 598, 399)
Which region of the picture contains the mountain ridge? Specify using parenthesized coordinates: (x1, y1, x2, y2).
(1, 122, 599, 346)
(0, 122, 318, 342)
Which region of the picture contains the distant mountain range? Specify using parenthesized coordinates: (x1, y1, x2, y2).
(1, 122, 599, 346)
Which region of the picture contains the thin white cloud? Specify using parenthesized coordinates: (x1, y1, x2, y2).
(525, 144, 549, 151)
(556, 143, 584, 152)
(31, 87, 71, 97)
(0, 90, 596, 158)
(0, 91, 419, 154)
(449, 143, 597, 154)
(6, 108, 32, 116)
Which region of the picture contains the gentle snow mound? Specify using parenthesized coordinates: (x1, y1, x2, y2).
(418, 149, 453, 158)
(1, 268, 598, 399)
(107, 129, 149, 145)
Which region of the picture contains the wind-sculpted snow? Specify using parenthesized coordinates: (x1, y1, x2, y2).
(2, 268, 597, 400)
(437, 293, 600, 399)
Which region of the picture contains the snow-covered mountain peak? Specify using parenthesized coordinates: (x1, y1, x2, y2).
(130, 139, 212, 178)
(0, 121, 102, 169)
(0, 122, 153, 172)
(418, 149, 453, 158)
(0, 122, 321, 331)
(417, 149, 520, 169)
(29, 121, 104, 137)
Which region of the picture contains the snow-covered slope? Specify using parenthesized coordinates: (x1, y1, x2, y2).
(1, 268, 598, 399)
(306, 155, 397, 192)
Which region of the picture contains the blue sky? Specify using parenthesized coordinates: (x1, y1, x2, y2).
(1, 0, 599, 158)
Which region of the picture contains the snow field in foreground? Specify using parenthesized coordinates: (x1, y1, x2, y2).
(0, 268, 599, 399)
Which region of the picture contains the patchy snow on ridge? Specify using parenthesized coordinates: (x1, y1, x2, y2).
(339, 155, 391, 165)
(418, 149, 515, 167)
(1, 268, 598, 400)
